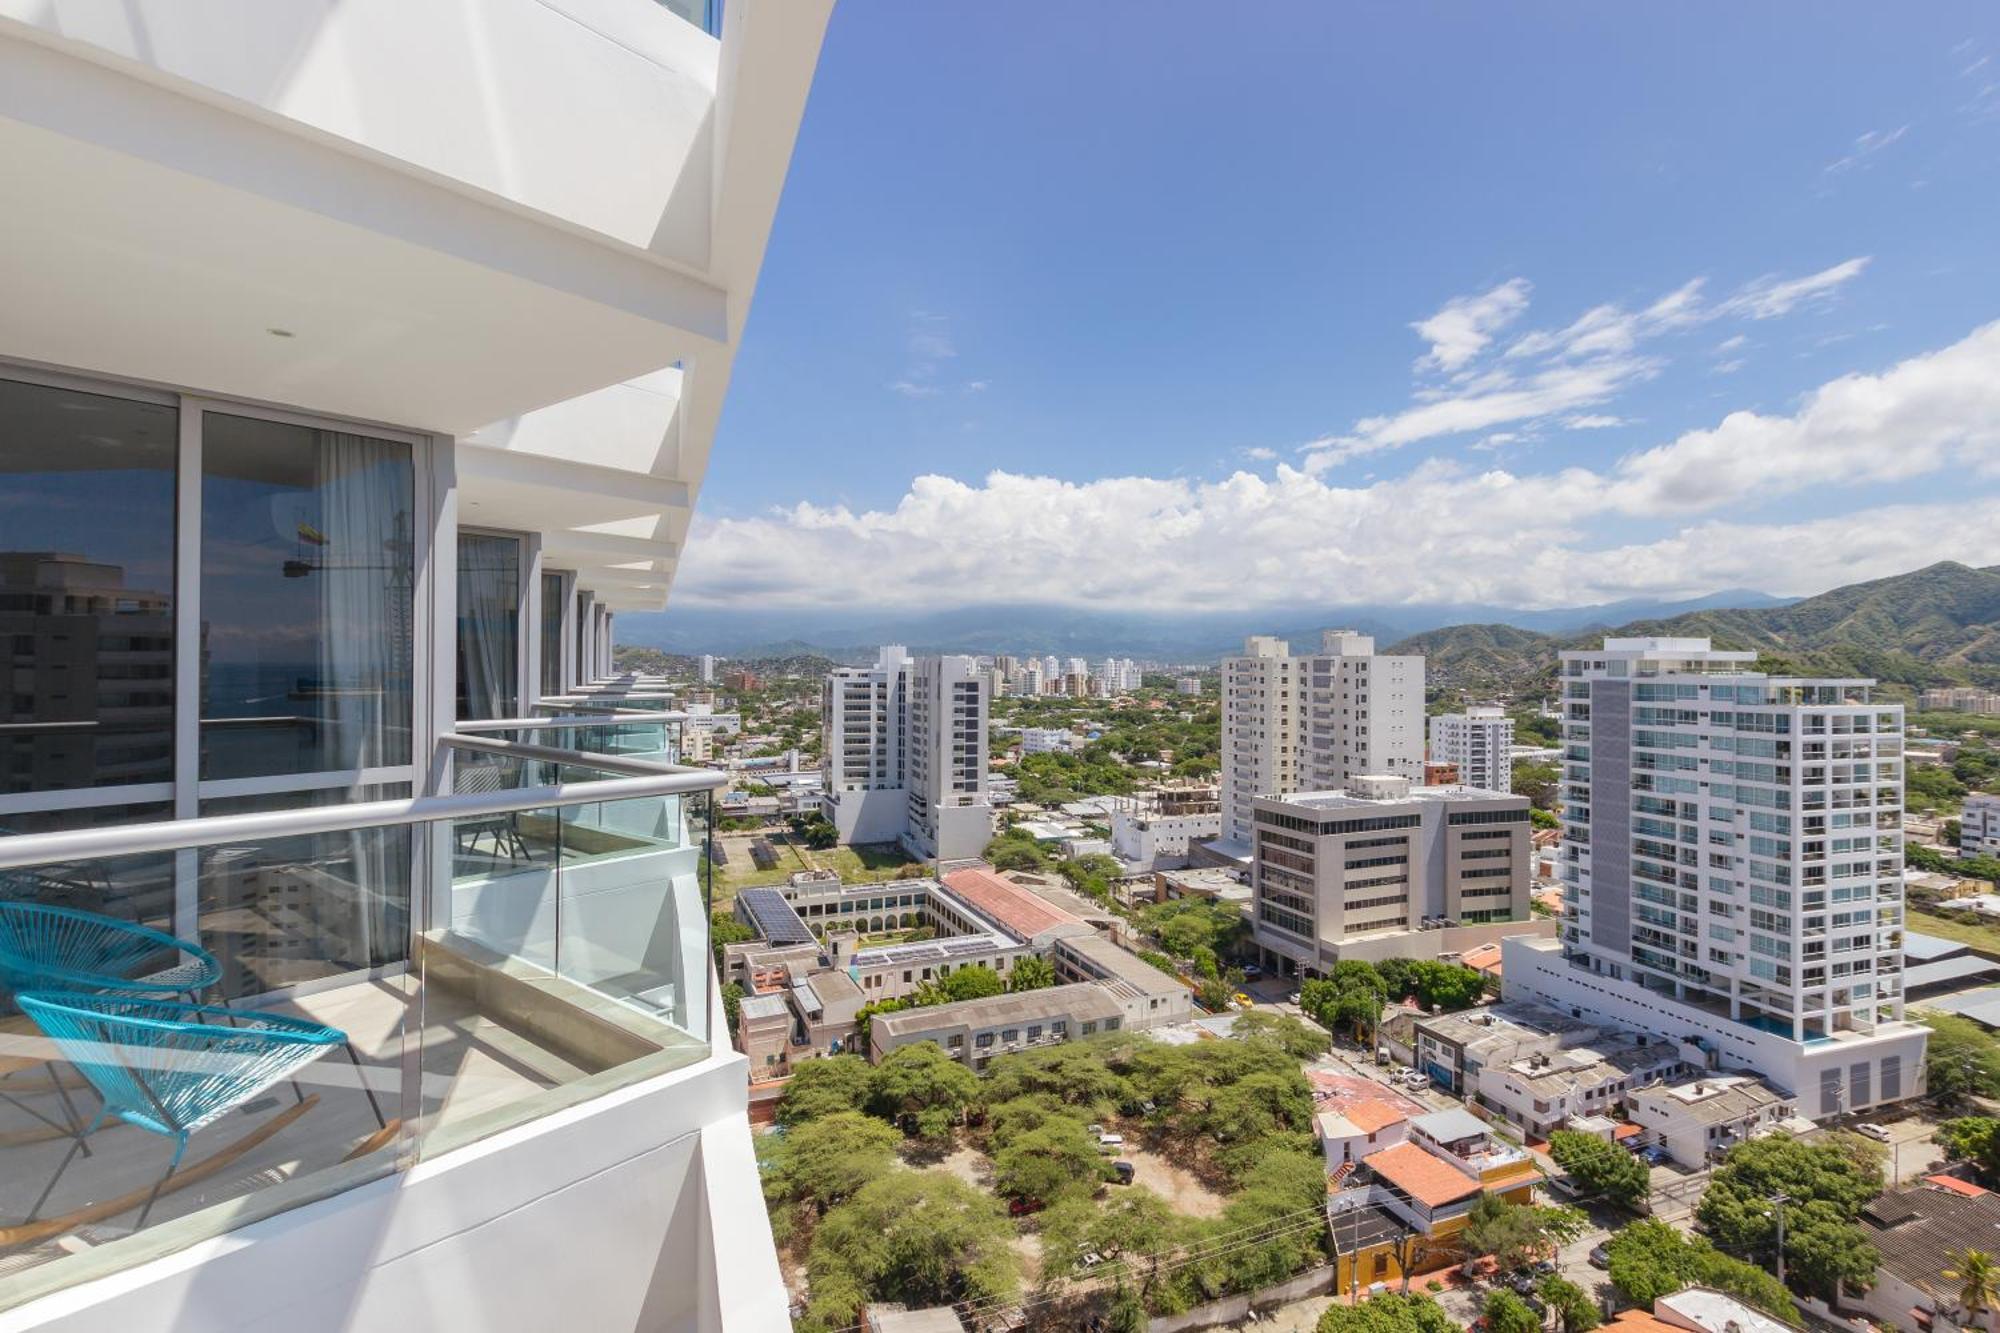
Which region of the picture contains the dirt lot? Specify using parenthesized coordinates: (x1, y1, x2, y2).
(1114, 1137, 1230, 1218)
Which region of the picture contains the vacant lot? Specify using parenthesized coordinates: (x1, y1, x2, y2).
(1115, 1138, 1230, 1218)
(1908, 908, 2000, 957)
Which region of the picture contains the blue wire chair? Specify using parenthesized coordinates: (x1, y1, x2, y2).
(0, 902, 223, 1153)
(14, 992, 348, 1228)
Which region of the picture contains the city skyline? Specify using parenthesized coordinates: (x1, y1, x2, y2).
(666, 2, 2000, 617)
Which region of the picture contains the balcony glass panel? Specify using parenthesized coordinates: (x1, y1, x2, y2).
(0, 748, 715, 1306)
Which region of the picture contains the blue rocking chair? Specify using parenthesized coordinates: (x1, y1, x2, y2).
(15, 992, 351, 1228)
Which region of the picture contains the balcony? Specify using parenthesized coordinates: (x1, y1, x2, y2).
(0, 735, 727, 1312)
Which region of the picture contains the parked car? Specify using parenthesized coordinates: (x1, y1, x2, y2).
(1087, 1123, 1105, 1136)
(1287, 990, 1302, 1005)
(1097, 1133, 1126, 1149)
(1234, 992, 1254, 1008)
(1588, 1242, 1611, 1270)
(1243, 963, 1262, 979)
(1009, 1197, 1044, 1217)
(1080, 1252, 1104, 1269)
(1856, 1122, 1893, 1143)
(1111, 1160, 1135, 1184)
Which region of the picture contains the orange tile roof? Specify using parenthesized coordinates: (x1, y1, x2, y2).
(1612, 1122, 1643, 1140)
(1345, 1099, 1414, 1135)
(1605, 1314, 1678, 1333)
(1460, 943, 1503, 975)
(1363, 1141, 1481, 1208)
(943, 867, 1084, 941)
(1925, 1173, 1991, 1197)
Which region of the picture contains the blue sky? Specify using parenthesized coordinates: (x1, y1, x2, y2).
(680, 3, 2000, 614)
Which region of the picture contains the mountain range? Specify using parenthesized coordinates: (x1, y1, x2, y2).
(614, 589, 1789, 662)
(1392, 561, 2000, 698)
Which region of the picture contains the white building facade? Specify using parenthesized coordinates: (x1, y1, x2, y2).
(820, 647, 992, 862)
(1430, 704, 1515, 794)
(1504, 638, 1927, 1117)
(0, 2, 829, 1328)
(1962, 792, 2000, 858)
(1220, 633, 1424, 846)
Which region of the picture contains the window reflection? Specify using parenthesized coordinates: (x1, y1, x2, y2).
(200, 413, 415, 779)
(540, 572, 564, 698)
(457, 534, 520, 720)
(198, 785, 412, 999)
(0, 379, 176, 796)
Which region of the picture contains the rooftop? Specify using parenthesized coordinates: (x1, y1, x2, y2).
(1360, 1140, 1483, 1209)
(1655, 1287, 1800, 1333)
(1631, 1076, 1789, 1125)
(737, 886, 815, 946)
(1055, 932, 1189, 999)
(1271, 784, 1518, 811)
(1902, 930, 1967, 962)
(1411, 1108, 1490, 1143)
(869, 982, 1123, 1039)
(1861, 1182, 2000, 1302)
(942, 866, 1089, 943)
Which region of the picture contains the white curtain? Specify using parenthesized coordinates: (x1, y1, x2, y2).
(315, 431, 414, 969)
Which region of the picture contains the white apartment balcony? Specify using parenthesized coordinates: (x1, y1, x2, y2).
(0, 0, 833, 612)
(0, 729, 786, 1331)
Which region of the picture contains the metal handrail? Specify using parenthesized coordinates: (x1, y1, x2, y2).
(456, 712, 691, 732)
(0, 740, 726, 871)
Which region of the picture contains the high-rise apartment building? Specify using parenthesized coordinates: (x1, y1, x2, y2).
(0, 3, 829, 1327)
(1219, 632, 1425, 845)
(700, 653, 716, 683)
(1962, 792, 2000, 858)
(821, 646, 992, 862)
(1503, 638, 1927, 1118)
(1430, 704, 1515, 793)
(1249, 775, 1535, 975)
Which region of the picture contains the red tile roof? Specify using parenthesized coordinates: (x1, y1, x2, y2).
(944, 867, 1085, 941)
(1363, 1141, 1481, 1209)
(1460, 943, 1503, 975)
(1925, 1174, 1990, 1198)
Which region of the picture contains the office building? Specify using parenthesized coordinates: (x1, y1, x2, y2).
(821, 647, 994, 862)
(1177, 676, 1203, 696)
(1248, 775, 1538, 976)
(1963, 792, 2000, 858)
(1429, 704, 1515, 793)
(0, 3, 828, 1328)
(1219, 633, 1423, 847)
(1503, 637, 1927, 1118)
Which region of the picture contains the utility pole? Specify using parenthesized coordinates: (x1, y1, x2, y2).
(1770, 1193, 1790, 1288)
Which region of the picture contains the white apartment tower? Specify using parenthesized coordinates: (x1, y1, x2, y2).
(700, 653, 716, 684)
(1430, 703, 1515, 792)
(1503, 638, 1928, 1118)
(821, 646, 992, 862)
(1220, 632, 1425, 845)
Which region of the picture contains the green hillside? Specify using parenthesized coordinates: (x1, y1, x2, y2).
(1396, 561, 2000, 699)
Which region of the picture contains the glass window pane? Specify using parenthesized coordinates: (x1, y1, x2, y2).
(457, 534, 521, 720)
(0, 378, 176, 796)
(539, 572, 564, 698)
(199, 413, 415, 780)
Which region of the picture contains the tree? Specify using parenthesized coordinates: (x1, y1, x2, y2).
(1512, 759, 1560, 810)
(1548, 1129, 1649, 1207)
(1008, 954, 1056, 993)
(1939, 1116, 2000, 1182)
(1606, 1219, 1794, 1320)
(1232, 1010, 1332, 1060)
(1462, 1195, 1586, 1273)
(776, 1054, 874, 1125)
(721, 980, 746, 1039)
(982, 1042, 1134, 1112)
(1481, 1289, 1541, 1333)
(940, 965, 1006, 1002)
(1406, 960, 1485, 1012)
(1697, 1133, 1882, 1300)
(1040, 1188, 1187, 1298)
(867, 1041, 981, 1134)
(1536, 1273, 1600, 1333)
(992, 1116, 1105, 1205)
(711, 909, 755, 970)
(761, 1111, 901, 1213)
(1925, 1015, 2000, 1101)
(1945, 1248, 2000, 1326)
(985, 831, 1049, 873)
(799, 1172, 1019, 1331)
(1314, 1292, 1457, 1333)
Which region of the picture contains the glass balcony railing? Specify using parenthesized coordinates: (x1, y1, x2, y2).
(0, 737, 723, 1309)
(656, 0, 724, 38)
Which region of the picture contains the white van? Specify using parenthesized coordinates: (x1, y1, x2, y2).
(1097, 1133, 1125, 1151)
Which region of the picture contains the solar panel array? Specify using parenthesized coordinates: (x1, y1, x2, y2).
(737, 887, 815, 946)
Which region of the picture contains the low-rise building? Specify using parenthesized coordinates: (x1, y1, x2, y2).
(1327, 1108, 1538, 1282)
(1310, 1074, 1425, 1171)
(1050, 930, 1194, 1030)
(1627, 1075, 1795, 1169)
(1110, 786, 1224, 872)
(1652, 1287, 1799, 1333)
(1851, 1178, 2000, 1333)
(869, 983, 1126, 1069)
(1475, 1036, 1687, 1141)
(1152, 865, 1251, 905)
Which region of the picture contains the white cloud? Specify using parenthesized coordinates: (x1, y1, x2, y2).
(888, 310, 958, 397)
(1241, 446, 1278, 461)
(1825, 126, 1910, 175)
(888, 380, 942, 398)
(965, 380, 990, 393)
(1716, 335, 1747, 353)
(1564, 415, 1625, 430)
(1715, 258, 1871, 318)
(1411, 279, 1531, 372)
(677, 321, 2000, 613)
(1713, 358, 1747, 375)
